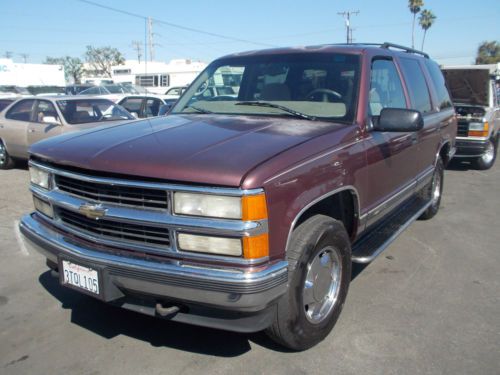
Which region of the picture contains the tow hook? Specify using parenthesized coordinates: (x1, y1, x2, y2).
(155, 303, 180, 317)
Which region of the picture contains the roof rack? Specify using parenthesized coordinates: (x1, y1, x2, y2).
(381, 42, 429, 58)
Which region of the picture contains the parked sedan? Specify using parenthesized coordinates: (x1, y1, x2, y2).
(0, 96, 135, 169)
(118, 95, 177, 118)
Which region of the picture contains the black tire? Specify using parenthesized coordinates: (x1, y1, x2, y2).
(473, 137, 497, 170)
(266, 215, 351, 351)
(0, 141, 15, 170)
(419, 157, 444, 220)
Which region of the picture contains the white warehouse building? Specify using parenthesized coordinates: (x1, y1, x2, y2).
(0, 59, 65, 86)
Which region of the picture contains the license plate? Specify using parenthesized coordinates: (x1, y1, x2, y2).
(60, 260, 100, 296)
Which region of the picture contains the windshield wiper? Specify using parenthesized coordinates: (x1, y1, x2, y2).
(235, 101, 317, 121)
(184, 105, 213, 114)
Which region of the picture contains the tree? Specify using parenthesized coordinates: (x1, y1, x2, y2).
(84, 46, 125, 77)
(475, 41, 500, 64)
(45, 56, 84, 83)
(419, 9, 436, 51)
(408, 0, 424, 49)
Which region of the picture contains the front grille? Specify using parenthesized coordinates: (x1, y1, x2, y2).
(55, 175, 168, 210)
(57, 207, 170, 248)
(457, 121, 469, 137)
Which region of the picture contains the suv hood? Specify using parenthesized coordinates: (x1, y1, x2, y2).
(30, 114, 342, 187)
(442, 68, 490, 107)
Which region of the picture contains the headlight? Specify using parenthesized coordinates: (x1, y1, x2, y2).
(174, 192, 241, 219)
(468, 121, 489, 137)
(29, 165, 52, 190)
(178, 233, 242, 256)
(173, 192, 268, 220)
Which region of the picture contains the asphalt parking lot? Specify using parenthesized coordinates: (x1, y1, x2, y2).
(0, 160, 499, 375)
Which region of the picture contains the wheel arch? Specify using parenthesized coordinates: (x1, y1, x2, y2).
(284, 186, 360, 253)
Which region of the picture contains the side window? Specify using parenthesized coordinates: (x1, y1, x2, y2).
(424, 60, 453, 110)
(399, 58, 432, 114)
(5, 100, 36, 122)
(120, 98, 142, 117)
(369, 59, 407, 116)
(145, 99, 161, 117)
(34, 100, 59, 123)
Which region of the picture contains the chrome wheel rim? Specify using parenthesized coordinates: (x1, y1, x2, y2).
(303, 246, 342, 324)
(0, 143, 6, 166)
(431, 169, 441, 207)
(481, 141, 495, 164)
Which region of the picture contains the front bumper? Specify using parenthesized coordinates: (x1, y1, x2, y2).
(20, 213, 288, 332)
(454, 138, 490, 158)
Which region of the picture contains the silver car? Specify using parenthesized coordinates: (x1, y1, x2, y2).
(0, 96, 134, 169)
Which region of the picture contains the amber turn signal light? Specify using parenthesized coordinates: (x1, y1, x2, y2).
(242, 233, 269, 259)
(242, 193, 268, 221)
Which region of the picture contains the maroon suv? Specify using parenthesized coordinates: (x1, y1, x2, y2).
(20, 43, 456, 350)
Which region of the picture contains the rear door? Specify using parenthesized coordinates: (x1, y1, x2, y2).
(398, 57, 439, 185)
(27, 100, 63, 147)
(0, 99, 36, 158)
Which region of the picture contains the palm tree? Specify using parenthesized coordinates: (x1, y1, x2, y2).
(408, 0, 424, 48)
(419, 9, 436, 51)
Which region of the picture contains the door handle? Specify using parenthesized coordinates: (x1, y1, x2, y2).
(29, 129, 35, 133)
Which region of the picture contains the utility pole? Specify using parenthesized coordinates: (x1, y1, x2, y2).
(131, 41, 143, 63)
(147, 17, 155, 62)
(4, 51, 13, 59)
(19, 53, 29, 63)
(337, 10, 359, 44)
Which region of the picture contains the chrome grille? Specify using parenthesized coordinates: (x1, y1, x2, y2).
(55, 175, 168, 210)
(457, 121, 469, 137)
(57, 207, 170, 248)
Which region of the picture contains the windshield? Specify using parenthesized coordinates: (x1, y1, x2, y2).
(56, 99, 134, 124)
(104, 85, 127, 94)
(172, 53, 360, 122)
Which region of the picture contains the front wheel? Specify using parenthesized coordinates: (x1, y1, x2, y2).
(266, 215, 351, 351)
(473, 137, 497, 170)
(0, 141, 15, 170)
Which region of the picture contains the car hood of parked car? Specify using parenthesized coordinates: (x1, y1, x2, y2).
(442, 68, 490, 107)
(29, 114, 343, 187)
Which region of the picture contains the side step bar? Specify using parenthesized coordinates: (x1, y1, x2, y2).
(351, 197, 432, 263)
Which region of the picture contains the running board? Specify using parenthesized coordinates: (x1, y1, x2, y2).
(351, 197, 432, 263)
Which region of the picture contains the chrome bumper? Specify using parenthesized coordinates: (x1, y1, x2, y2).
(20, 213, 288, 313)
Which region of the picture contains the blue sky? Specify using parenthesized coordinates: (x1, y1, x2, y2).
(0, 0, 499, 65)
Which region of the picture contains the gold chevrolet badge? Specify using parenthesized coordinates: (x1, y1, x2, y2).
(78, 203, 107, 220)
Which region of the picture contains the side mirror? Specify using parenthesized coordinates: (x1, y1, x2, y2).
(373, 108, 423, 132)
(158, 103, 174, 116)
(42, 116, 62, 125)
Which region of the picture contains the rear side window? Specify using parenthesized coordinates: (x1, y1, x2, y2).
(424, 60, 452, 110)
(6, 99, 35, 121)
(369, 59, 407, 116)
(399, 58, 432, 114)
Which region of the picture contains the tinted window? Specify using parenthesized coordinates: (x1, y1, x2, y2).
(34, 100, 59, 123)
(399, 58, 432, 113)
(6, 100, 35, 121)
(425, 60, 452, 110)
(0, 99, 15, 112)
(120, 98, 143, 116)
(369, 59, 407, 116)
(145, 98, 161, 117)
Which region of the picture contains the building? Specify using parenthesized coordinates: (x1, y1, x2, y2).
(0, 59, 65, 86)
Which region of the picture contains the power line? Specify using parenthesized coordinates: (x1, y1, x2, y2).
(337, 11, 359, 44)
(75, 0, 276, 48)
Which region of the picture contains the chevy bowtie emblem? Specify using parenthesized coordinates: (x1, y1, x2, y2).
(78, 203, 107, 220)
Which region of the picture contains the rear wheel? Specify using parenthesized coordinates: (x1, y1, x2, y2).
(266, 215, 351, 351)
(419, 157, 444, 220)
(0, 141, 14, 170)
(473, 137, 497, 170)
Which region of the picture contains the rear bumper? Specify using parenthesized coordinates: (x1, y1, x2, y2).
(20, 213, 288, 332)
(454, 139, 490, 158)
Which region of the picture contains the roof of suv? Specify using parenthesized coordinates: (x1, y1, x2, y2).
(220, 42, 430, 60)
